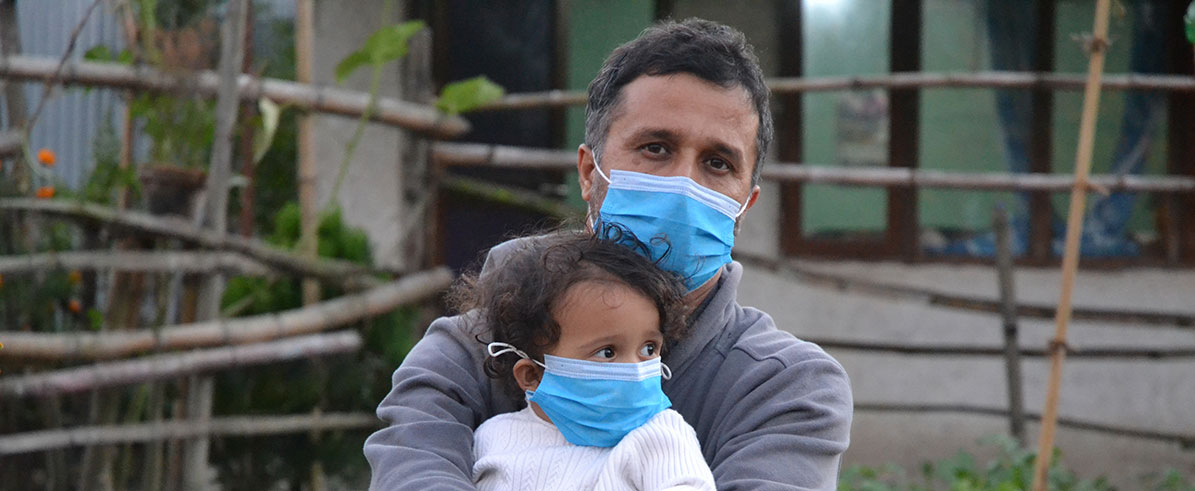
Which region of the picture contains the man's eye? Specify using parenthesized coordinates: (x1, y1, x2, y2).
(643, 143, 667, 155)
(639, 343, 657, 357)
(707, 158, 731, 171)
(596, 347, 616, 359)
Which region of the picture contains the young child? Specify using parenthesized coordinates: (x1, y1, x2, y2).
(449, 229, 715, 491)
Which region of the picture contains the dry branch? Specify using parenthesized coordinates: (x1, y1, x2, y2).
(0, 412, 379, 455)
(433, 143, 1195, 193)
(0, 267, 452, 360)
(735, 252, 1195, 329)
(0, 199, 382, 289)
(0, 55, 469, 138)
(0, 250, 271, 276)
(0, 331, 362, 398)
(854, 403, 1195, 448)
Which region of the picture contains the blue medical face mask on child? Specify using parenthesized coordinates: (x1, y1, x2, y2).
(487, 342, 673, 448)
(591, 154, 749, 291)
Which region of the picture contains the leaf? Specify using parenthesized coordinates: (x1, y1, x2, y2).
(252, 98, 281, 164)
(436, 76, 505, 115)
(84, 45, 112, 62)
(334, 20, 426, 83)
(1186, 0, 1194, 44)
(334, 50, 372, 84)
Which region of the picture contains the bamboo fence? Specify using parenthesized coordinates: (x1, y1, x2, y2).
(0, 198, 381, 289)
(0, 412, 380, 456)
(433, 142, 1195, 193)
(0, 54, 470, 138)
(472, 71, 1195, 111)
(0, 267, 452, 361)
(0, 250, 271, 276)
(0, 331, 363, 398)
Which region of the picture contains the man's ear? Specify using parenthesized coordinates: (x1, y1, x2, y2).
(743, 184, 761, 213)
(577, 144, 597, 203)
(512, 358, 544, 392)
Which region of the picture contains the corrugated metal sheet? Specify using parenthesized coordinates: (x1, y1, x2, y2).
(6, 0, 295, 190)
(13, 0, 126, 189)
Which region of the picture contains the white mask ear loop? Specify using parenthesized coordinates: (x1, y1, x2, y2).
(592, 152, 612, 185)
(661, 362, 672, 381)
(487, 342, 546, 368)
(732, 196, 750, 219)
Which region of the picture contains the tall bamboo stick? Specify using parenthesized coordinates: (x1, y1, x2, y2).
(1031, 1, 1112, 489)
(186, 2, 251, 483)
(295, 0, 320, 307)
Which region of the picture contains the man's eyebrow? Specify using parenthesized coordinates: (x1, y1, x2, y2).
(626, 128, 680, 144)
(711, 142, 744, 165)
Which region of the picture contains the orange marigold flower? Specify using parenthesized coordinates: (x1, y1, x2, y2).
(68, 299, 82, 313)
(35, 186, 55, 199)
(68, 270, 83, 285)
(37, 148, 56, 166)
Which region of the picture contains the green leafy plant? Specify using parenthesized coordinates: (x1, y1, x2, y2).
(214, 202, 418, 488)
(836, 435, 1193, 491)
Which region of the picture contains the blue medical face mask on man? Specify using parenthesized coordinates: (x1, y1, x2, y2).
(591, 154, 749, 291)
(488, 342, 673, 448)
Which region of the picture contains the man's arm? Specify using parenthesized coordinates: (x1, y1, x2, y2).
(364, 315, 489, 490)
(705, 344, 853, 491)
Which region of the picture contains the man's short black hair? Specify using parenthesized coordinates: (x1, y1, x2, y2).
(585, 18, 773, 186)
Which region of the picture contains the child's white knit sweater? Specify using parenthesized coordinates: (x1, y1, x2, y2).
(472, 407, 715, 490)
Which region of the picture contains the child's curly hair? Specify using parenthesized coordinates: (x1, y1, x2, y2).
(448, 225, 689, 405)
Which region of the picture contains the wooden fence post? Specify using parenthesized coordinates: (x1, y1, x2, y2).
(184, 0, 250, 487)
(994, 206, 1025, 444)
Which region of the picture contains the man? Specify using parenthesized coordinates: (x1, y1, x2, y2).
(365, 18, 852, 490)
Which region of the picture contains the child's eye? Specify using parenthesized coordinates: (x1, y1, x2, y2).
(639, 343, 658, 357)
(596, 347, 616, 359)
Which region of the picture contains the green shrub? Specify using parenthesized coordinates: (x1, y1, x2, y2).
(839, 435, 1191, 491)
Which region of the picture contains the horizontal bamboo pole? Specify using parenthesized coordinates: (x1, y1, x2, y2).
(853, 403, 1195, 448)
(433, 143, 1195, 193)
(0, 199, 382, 290)
(766, 70, 1195, 94)
(471, 71, 1195, 112)
(0, 331, 361, 398)
(442, 176, 583, 220)
(477, 89, 586, 111)
(808, 337, 1195, 359)
(0, 412, 379, 455)
(0, 250, 271, 276)
(735, 252, 1195, 329)
(0, 55, 469, 138)
(0, 267, 452, 360)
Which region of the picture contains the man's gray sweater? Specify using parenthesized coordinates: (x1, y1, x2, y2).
(365, 239, 853, 490)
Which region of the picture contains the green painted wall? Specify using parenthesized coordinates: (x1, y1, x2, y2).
(562, 0, 655, 208)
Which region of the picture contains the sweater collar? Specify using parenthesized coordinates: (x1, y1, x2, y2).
(663, 262, 741, 374)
